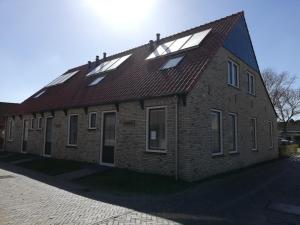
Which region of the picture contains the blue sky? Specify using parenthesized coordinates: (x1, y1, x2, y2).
(0, 0, 299, 103)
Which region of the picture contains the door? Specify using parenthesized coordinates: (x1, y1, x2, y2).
(101, 112, 116, 165)
(22, 120, 30, 153)
(44, 117, 53, 156)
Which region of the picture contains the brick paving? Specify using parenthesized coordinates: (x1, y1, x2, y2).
(0, 169, 178, 225)
(1, 156, 300, 225)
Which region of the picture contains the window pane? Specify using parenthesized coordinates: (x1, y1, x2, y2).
(104, 113, 116, 146)
(228, 61, 233, 84)
(229, 114, 237, 152)
(211, 111, 221, 154)
(148, 108, 166, 150)
(69, 115, 78, 145)
(89, 113, 97, 128)
(269, 122, 273, 147)
(8, 119, 13, 140)
(233, 64, 238, 86)
(251, 119, 256, 149)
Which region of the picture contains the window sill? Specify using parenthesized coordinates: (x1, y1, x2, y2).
(251, 148, 258, 152)
(229, 151, 239, 155)
(7, 140, 13, 142)
(145, 149, 167, 155)
(88, 127, 97, 131)
(66, 145, 78, 149)
(227, 83, 240, 90)
(247, 92, 256, 97)
(211, 153, 224, 158)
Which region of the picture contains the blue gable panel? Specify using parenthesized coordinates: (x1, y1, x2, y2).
(223, 17, 260, 72)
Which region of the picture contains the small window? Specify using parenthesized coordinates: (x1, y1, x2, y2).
(37, 117, 43, 129)
(247, 72, 255, 95)
(88, 112, 97, 129)
(147, 107, 167, 151)
(68, 114, 78, 146)
(227, 60, 239, 87)
(228, 113, 238, 153)
(8, 119, 14, 141)
(250, 118, 257, 150)
(89, 77, 104, 86)
(31, 118, 36, 130)
(161, 56, 184, 70)
(268, 121, 273, 148)
(211, 110, 223, 155)
(34, 90, 46, 98)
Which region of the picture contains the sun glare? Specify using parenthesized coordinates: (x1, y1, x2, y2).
(84, 0, 156, 29)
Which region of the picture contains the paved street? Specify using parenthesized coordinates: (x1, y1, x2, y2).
(1, 156, 300, 225)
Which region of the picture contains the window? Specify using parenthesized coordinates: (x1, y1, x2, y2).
(8, 119, 14, 141)
(146, 29, 211, 59)
(89, 112, 97, 129)
(147, 107, 167, 151)
(250, 118, 257, 150)
(211, 110, 223, 155)
(31, 118, 36, 130)
(161, 56, 184, 70)
(268, 121, 273, 148)
(228, 113, 238, 153)
(227, 60, 239, 87)
(247, 72, 255, 95)
(87, 54, 132, 76)
(46, 70, 79, 87)
(89, 77, 104, 86)
(37, 117, 43, 130)
(68, 115, 78, 146)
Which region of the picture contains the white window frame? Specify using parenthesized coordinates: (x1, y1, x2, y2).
(227, 59, 239, 88)
(146, 106, 168, 153)
(251, 118, 257, 151)
(88, 112, 97, 130)
(210, 109, 223, 156)
(247, 72, 256, 95)
(37, 117, 42, 130)
(268, 121, 273, 149)
(8, 118, 14, 141)
(67, 114, 79, 146)
(228, 113, 238, 154)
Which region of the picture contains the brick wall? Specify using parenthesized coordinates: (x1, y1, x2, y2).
(178, 47, 278, 181)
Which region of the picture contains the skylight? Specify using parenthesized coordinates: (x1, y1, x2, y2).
(87, 54, 132, 76)
(161, 56, 184, 70)
(146, 28, 211, 60)
(89, 76, 104, 86)
(46, 71, 79, 87)
(34, 90, 46, 98)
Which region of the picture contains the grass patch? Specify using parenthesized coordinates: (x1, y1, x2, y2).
(74, 169, 192, 196)
(17, 158, 83, 176)
(0, 153, 33, 162)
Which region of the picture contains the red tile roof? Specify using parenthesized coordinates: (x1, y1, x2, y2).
(16, 12, 244, 115)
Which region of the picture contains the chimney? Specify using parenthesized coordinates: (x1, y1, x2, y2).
(88, 61, 92, 68)
(95, 55, 100, 65)
(156, 33, 160, 44)
(149, 40, 154, 50)
(103, 52, 107, 60)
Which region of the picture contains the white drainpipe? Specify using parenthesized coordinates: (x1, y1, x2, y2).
(175, 95, 179, 180)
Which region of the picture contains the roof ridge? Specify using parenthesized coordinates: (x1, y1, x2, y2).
(67, 11, 244, 72)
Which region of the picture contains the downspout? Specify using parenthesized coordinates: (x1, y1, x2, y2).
(175, 95, 179, 180)
(3, 116, 7, 151)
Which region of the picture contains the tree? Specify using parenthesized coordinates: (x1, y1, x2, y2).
(262, 68, 300, 135)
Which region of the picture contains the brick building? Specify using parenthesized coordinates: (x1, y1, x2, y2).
(4, 12, 278, 181)
(0, 102, 18, 150)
